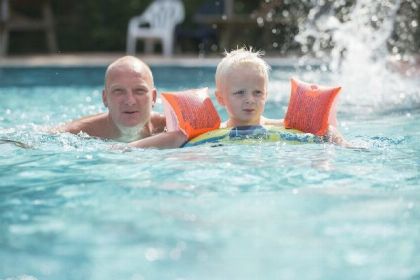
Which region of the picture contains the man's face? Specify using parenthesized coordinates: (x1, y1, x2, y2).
(103, 63, 156, 129)
(216, 64, 268, 127)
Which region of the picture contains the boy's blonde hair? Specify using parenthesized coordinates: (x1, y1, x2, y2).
(215, 48, 271, 90)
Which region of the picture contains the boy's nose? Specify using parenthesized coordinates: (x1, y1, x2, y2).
(244, 94, 255, 104)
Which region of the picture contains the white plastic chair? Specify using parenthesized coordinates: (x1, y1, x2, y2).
(126, 0, 185, 57)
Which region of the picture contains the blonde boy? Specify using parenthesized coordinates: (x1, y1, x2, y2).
(215, 48, 348, 145)
(215, 48, 282, 128)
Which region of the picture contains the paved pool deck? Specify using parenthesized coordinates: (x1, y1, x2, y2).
(0, 52, 314, 67)
(2, 53, 418, 78)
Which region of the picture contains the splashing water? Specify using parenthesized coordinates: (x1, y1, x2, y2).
(294, 0, 419, 116)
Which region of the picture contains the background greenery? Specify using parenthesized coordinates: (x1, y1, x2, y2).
(7, 0, 420, 56)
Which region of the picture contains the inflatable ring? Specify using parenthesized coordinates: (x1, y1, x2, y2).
(183, 125, 325, 147)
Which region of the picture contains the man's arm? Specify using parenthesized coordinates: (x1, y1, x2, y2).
(48, 120, 84, 134)
(55, 121, 83, 134)
(128, 131, 187, 149)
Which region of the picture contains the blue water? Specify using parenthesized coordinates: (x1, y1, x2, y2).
(0, 65, 420, 280)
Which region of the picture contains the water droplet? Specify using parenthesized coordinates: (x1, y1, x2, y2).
(145, 248, 163, 261)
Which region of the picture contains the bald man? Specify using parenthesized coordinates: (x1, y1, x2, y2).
(60, 56, 166, 142)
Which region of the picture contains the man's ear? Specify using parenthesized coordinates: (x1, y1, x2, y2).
(215, 90, 225, 106)
(102, 90, 108, 107)
(152, 88, 157, 105)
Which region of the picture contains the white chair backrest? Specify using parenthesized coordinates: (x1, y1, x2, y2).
(143, 0, 185, 29)
(1, 0, 9, 22)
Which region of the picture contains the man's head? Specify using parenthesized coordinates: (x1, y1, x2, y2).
(102, 56, 156, 131)
(215, 48, 270, 127)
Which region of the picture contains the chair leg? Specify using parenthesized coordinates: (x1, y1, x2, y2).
(162, 35, 174, 57)
(0, 0, 9, 56)
(145, 39, 154, 54)
(42, 0, 57, 53)
(0, 26, 8, 56)
(126, 34, 136, 55)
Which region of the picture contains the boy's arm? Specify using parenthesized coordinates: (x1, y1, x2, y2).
(150, 111, 166, 134)
(266, 118, 351, 147)
(325, 125, 351, 147)
(128, 131, 187, 149)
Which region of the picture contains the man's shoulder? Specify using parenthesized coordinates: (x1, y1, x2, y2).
(60, 113, 108, 135)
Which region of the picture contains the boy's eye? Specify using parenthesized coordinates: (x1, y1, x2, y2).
(233, 90, 245, 95)
(254, 91, 263, 97)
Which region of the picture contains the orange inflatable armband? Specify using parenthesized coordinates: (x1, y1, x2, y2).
(284, 78, 341, 136)
(161, 88, 221, 139)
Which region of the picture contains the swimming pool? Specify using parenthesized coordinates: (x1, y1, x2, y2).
(0, 62, 419, 279)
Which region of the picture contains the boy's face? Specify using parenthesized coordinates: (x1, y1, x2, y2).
(216, 64, 268, 127)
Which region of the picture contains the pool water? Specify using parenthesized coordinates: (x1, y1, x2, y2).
(0, 64, 419, 280)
